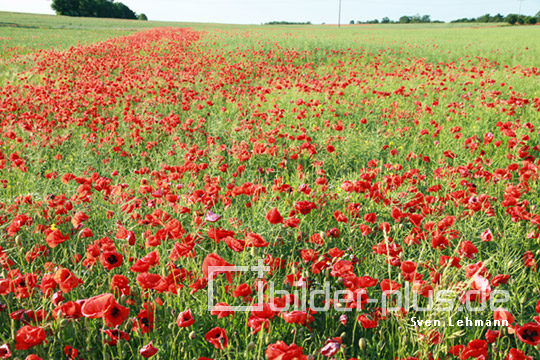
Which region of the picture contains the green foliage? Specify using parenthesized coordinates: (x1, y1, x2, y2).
(138, 13, 148, 21)
(264, 21, 312, 25)
(51, 0, 137, 19)
(451, 12, 537, 25)
(399, 16, 411, 23)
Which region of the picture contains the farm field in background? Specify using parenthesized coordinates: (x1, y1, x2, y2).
(1, 11, 540, 360)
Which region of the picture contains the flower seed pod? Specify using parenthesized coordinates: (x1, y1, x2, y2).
(358, 338, 367, 351)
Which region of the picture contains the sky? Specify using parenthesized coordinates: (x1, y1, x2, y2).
(1, 0, 539, 24)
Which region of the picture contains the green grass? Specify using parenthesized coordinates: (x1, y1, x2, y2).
(1, 11, 540, 360)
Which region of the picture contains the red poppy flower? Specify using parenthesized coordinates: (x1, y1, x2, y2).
(81, 293, 114, 318)
(100, 251, 123, 271)
(380, 279, 402, 294)
(320, 337, 342, 357)
(485, 329, 501, 343)
(202, 253, 233, 282)
(494, 308, 515, 325)
(71, 211, 88, 229)
(45, 229, 69, 248)
(136, 273, 168, 292)
(516, 322, 540, 346)
(265, 207, 283, 224)
(111, 274, 131, 296)
(64, 345, 78, 360)
(357, 314, 378, 328)
(205, 327, 228, 349)
(15, 325, 46, 350)
(140, 341, 158, 358)
(460, 339, 488, 360)
(25, 355, 43, 360)
(211, 303, 234, 319)
(265, 341, 307, 360)
(294, 201, 316, 215)
(505, 348, 533, 360)
(480, 228, 493, 242)
(102, 329, 130, 346)
(0, 344, 11, 359)
(177, 309, 195, 327)
(103, 301, 129, 327)
(53, 301, 82, 320)
(232, 283, 252, 298)
(245, 232, 269, 247)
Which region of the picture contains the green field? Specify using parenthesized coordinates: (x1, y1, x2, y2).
(1, 10, 540, 360)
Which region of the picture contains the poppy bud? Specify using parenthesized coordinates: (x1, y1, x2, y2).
(358, 338, 367, 351)
(340, 332, 347, 339)
(15, 235, 22, 246)
(119, 294, 127, 303)
(189, 331, 196, 340)
(250, 247, 256, 257)
(59, 319, 69, 328)
(247, 342, 255, 351)
(307, 355, 315, 360)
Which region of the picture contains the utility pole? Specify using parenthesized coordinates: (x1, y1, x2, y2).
(338, 0, 342, 27)
(518, 0, 523, 16)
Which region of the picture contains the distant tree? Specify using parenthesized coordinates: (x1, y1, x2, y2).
(411, 14, 422, 23)
(421, 15, 431, 23)
(399, 16, 411, 23)
(381, 17, 390, 23)
(525, 16, 537, 24)
(265, 21, 312, 25)
(476, 14, 490, 22)
(349, 20, 355, 24)
(505, 14, 518, 24)
(51, 0, 137, 19)
(492, 13, 504, 22)
(51, 0, 80, 16)
(138, 13, 148, 20)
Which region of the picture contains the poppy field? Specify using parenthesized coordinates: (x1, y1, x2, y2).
(1, 12, 540, 360)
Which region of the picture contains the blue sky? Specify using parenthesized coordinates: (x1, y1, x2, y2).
(2, 0, 539, 24)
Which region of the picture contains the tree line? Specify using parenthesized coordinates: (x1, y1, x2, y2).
(51, 0, 147, 20)
(264, 21, 312, 25)
(353, 11, 540, 25)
